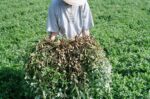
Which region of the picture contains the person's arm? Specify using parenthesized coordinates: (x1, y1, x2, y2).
(82, 1, 94, 36)
(47, 2, 59, 41)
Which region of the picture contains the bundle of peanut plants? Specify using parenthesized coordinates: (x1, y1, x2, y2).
(25, 36, 111, 99)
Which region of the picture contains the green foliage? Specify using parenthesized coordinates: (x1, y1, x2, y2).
(0, 67, 33, 99)
(0, 0, 150, 98)
(25, 37, 111, 98)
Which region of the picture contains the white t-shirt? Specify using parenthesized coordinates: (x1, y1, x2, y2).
(47, 0, 94, 39)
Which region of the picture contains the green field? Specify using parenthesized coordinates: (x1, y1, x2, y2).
(0, 0, 150, 98)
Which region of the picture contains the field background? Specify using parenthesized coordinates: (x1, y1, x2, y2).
(0, 0, 150, 98)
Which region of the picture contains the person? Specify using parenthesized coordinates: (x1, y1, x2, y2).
(46, 0, 94, 41)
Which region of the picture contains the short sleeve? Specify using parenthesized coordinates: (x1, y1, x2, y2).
(82, 1, 94, 31)
(46, 3, 59, 34)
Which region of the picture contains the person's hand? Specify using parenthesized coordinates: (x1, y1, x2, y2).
(49, 35, 56, 41)
(49, 32, 57, 41)
(82, 30, 90, 36)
